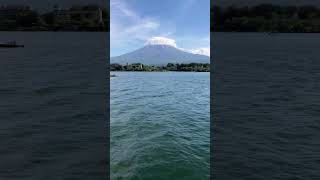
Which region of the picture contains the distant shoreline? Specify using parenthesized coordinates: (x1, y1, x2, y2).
(110, 70, 209, 72)
(0, 5, 109, 32)
(110, 63, 210, 72)
(0, 30, 109, 32)
(212, 4, 320, 33)
(211, 31, 320, 34)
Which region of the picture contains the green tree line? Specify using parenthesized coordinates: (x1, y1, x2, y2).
(110, 63, 210, 72)
(212, 4, 320, 32)
(0, 4, 109, 31)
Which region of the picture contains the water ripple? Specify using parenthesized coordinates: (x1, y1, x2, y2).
(111, 72, 209, 179)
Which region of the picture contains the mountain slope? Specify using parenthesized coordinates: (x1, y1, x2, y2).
(111, 44, 210, 65)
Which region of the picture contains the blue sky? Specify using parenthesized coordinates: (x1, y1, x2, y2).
(111, 0, 210, 57)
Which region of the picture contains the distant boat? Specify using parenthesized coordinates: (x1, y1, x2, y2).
(111, 74, 117, 77)
(0, 41, 24, 48)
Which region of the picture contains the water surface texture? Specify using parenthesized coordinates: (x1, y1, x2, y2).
(0, 32, 108, 179)
(212, 33, 320, 179)
(111, 72, 210, 179)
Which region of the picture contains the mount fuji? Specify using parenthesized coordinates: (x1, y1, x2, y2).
(111, 44, 210, 65)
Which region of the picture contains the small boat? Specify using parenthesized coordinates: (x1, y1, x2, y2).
(111, 74, 117, 77)
(0, 41, 24, 48)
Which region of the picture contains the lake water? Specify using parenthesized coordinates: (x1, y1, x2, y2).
(0, 32, 108, 179)
(111, 72, 210, 179)
(2, 31, 320, 179)
(212, 33, 320, 179)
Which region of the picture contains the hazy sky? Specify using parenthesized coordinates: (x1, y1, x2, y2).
(110, 0, 210, 57)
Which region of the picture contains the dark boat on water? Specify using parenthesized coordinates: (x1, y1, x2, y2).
(0, 41, 24, 48)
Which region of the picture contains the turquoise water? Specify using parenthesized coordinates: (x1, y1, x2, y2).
(111, 72, 210, 180)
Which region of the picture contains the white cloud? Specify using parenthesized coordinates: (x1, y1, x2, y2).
(125, 21, 159, 34)
(111, 0, 160, 53)
(110, 0, 210, 57)
(190, 48, 210, 57)
(146, 36, 210, 57)
(111, 0, 138, 20)
(146, 37, 177, 47)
